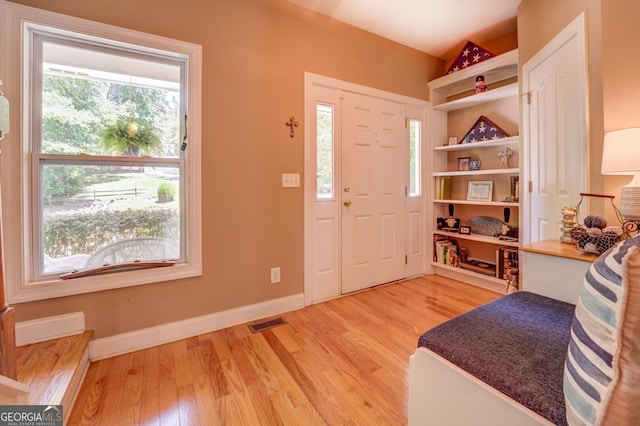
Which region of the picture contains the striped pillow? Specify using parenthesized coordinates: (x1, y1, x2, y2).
(564, 235, 640, 425)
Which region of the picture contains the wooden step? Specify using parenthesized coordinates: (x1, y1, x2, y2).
(16, 331, 93, 420)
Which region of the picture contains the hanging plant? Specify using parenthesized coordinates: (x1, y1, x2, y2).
(101, 118, 161, 156)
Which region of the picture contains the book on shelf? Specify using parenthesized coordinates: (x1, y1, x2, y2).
(435, 176, 451, 200)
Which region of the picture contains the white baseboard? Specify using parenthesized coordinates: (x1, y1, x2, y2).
(89, 293, 305, 361)
(15, 312, 85, 347)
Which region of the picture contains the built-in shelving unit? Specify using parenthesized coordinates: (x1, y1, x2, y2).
(429, 49, 520, 294)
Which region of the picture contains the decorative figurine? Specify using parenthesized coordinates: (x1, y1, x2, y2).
(436, 204, 461, 231)
(560, 206, 578, 244)
(498, 147, 513, 169)
(474, 75, 488, 94)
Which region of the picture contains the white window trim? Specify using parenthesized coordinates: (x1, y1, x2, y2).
(2, 2, 202, 303)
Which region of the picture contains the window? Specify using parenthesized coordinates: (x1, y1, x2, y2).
(33, 33, 186, 277)
(316, 103, 334, 199)
(4, 5, 202, 302)
(408, 118, 422, 196)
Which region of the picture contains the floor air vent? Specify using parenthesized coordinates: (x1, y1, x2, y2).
(248, 317, 287, 333)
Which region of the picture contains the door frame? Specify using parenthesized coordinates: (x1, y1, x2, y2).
(303, 73, 429, 306)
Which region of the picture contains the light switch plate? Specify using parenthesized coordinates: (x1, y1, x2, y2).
(282, 173, 300, 188)
(270, 267, 281, 284)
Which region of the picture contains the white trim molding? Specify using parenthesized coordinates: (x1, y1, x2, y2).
(15, 312, 85, 347)
(89, 293, 305, 361)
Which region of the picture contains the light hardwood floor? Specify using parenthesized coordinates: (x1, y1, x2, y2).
(69, 275, 500, 425)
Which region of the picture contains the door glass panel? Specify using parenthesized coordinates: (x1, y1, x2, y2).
(408, 119, 421, 196)
(316, 103, 334, 199)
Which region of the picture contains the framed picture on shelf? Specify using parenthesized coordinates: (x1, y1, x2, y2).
(459, 225, 471, 235)
(457, 157, 471, 171)
(448, 136, 458, 145)
(467, 181, 493, 201)
(470, 160, 481, 171)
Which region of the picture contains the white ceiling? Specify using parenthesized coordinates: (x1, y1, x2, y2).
(284, 0, 520, 58)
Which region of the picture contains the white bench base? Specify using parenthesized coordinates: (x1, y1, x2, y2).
(408, 347, 554, 426)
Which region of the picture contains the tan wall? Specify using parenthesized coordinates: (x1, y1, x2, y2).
(601, 0, 640, 221)
(517, 0, 605, 215)
(9, 0, 441, 338)
(6, 1, 519, 338)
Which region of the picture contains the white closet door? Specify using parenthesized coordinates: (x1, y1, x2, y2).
(522, 13, 588, 244)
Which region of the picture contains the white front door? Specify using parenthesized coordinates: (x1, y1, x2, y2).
(522, 14, 588, 244)
(341, 92, 406, 293)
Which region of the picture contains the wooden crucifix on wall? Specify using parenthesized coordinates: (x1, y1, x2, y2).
(285, 116, 299, 138)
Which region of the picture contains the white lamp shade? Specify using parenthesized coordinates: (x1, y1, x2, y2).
(601, 127, 640, 175)
(602, 127, 640, 220)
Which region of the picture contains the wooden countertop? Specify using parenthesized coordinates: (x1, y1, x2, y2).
(520, 239, 597, 262)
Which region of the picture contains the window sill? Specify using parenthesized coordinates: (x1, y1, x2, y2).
(7, 261, 202, 304)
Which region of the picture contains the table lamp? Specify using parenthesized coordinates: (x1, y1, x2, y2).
(601, 127, 640, 221)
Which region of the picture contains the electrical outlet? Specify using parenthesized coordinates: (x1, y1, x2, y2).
(270, 267, 281, 284)
(282, 173, 300, 188)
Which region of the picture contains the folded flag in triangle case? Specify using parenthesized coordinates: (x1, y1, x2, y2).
(445, 40, 495, 75)
(461, 115, 510, 144)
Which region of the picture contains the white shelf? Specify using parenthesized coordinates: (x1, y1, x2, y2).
(434, 136, 519, 152)
(433, 83, 518, 112)
(428, 49, 518, 96)
(433, 199, 520, 207)
(433, 230, 519, 248)
(431, 262, 508, 287)
(433, 168, 518, 177)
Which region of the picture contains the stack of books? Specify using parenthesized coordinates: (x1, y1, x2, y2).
(497, 246, 519, 291)
(433, 235, 459, 267)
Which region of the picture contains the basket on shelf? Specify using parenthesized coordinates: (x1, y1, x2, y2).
(570, 227, 621, 255)
(570, 193, 624, 255)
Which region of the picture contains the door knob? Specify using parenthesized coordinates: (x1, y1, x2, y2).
(343, 200, 352, 207)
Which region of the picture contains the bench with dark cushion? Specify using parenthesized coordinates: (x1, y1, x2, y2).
(418, 291, 575, 425)
(411, 235, 640, 425)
